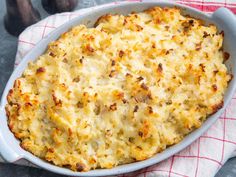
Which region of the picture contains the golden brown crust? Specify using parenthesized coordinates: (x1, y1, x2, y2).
(223, 52, 230, 62)
(36, 67, 46, 74)
(94, 14, 112, 27)
(211, 100, 224, 114)
(6, 7, 231, 172)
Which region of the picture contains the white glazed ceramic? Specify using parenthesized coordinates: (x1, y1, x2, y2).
(0, 2, 236, 176)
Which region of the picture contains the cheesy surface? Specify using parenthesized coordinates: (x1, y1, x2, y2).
(6, 7, 231, 171)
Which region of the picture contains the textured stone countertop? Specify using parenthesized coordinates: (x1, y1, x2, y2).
(0, 0, 235, 176)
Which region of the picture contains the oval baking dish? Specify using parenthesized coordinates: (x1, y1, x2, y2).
(0, 1, 236, 176)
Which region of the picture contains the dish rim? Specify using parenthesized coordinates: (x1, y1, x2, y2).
(0, 1, 236, 176)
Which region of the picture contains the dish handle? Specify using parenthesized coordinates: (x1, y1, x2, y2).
(212, 7, 236, 33)
(0, 106, 22, 162)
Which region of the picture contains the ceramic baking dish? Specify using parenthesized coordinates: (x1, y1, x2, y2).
(0, 1, 236, 176)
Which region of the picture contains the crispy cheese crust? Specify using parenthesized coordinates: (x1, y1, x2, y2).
(6, 7, 232, 171)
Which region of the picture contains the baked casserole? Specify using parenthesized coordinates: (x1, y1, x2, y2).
(6, 7, 232, 171)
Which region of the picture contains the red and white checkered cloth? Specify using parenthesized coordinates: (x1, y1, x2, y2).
(11, 0, 236, 176)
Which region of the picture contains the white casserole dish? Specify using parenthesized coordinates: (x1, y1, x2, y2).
(0, 1, 236, 176)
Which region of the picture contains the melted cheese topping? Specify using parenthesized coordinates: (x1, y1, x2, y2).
(6, 7, 232, 171)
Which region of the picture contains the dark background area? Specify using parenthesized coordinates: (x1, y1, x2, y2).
(0, 0, 236, 176)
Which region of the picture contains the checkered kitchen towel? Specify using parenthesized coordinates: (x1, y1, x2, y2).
(4, 0, 236, 177)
